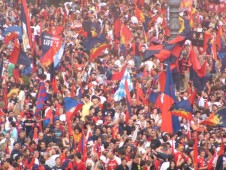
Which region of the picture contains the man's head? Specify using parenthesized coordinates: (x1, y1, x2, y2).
(55, 157, 61, 167)
(74, 152, 82, 160)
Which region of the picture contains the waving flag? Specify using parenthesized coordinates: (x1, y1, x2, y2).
(21, 0, 32, 52)
(172, 100, 193, 120)
(2, 26, 22, 39)
(121, 24, 133, 44)
(89, 43, 110, 61)
(112, 5, 121, 41)
(215, 139, 225, 170)
(203, 32, 212, 53)
(144, 36, 186, 62)
(189, 46, 207, 78)
(54, 43, 65, 68)
(35, 82, 48, 116)
(114, 68, 133, 102)
(4, 32, 18, 44)
(200, 107, 226, 127)
(155, 60, 180, 133)
(9, 41, 32, 66)
(83, 34, 108, 51)
(111, 65, 127, 81)
(63, 97, 79, 112)
(189, 46, 207, 90)
(216, 26, 223, 50)
(41, 28, 63, 67)
(135, 6, 145, 23)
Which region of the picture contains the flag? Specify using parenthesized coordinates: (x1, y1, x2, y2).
(171, 100, 193, 120)
(111, 65, 127, 81)
(189, 45, 207, 91)
(200, 108, 226, 127)
(144, 36, 186, 62)
(63, 97, 79, 112)
(83, 34, 108, 51)
(35, 82, 48, 116)
(54, 43, 65, 68)
(215, 138, 225, 170)
(89, 43, 110, 61)
(114, 68, 133, 102)
(215, 107, 226, 126)
(155, 60, 180, 133)
(2, 26, 22, 39)
(149, 91, 160, 103)
(216, 26, 223, 50)
(189, 46, 207, 78)
(41, 28, 63, 67)
(188, 90, 196, 105)
(21, 0, 32, 51)
(4, 32, 18, 44)
(189, 9, 195, 28)
(135, 6, 145, 23)
(112, 5, 121, 40)
(121, 24, 133, 44)
(203, 32, 212, 53)
(66, 103, 84, 121)
(9, 42, 32, 66)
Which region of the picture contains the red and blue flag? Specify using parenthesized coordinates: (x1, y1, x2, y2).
(41, 27, 63, 67)
(172, 100, 193, 120)
(35, 82, 48, 116)
(21, 0, 32, 52)
(63, 97, 79, 112)
(200, 107, 226, 127)
(155, 60, 180, 133)
(144, 36, 186, 62)
(9, 41, 32, 66)
(189, 46, 207, 91)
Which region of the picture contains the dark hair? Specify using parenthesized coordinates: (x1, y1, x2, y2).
(74, 152, 82, 159)
(10, 121, 16, 127)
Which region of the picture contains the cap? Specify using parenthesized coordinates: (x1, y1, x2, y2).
(100, 155, 107, 164)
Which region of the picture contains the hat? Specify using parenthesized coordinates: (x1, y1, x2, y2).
(87, 141, 94, 147)
(100, 155, 107, 164)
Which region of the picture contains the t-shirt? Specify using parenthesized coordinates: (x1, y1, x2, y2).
(74, 160, 86, 170)
(23, 119, 36, 136)
(107, 159, 118, 170)
(198, 157, 207, 168)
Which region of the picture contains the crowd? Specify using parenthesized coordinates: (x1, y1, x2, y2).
(0, 0, 226, 169)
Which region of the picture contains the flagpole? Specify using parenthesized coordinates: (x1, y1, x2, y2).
(142, 25, 147, 44)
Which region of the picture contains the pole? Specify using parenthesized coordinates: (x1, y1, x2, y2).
(168, 0, 181, 40)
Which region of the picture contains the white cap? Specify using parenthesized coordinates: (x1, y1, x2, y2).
(100, 155, 107, 163)
(87, 141, 94, 147)
(131, 16, 138, 24)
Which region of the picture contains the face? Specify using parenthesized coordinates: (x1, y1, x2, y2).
(200, 151, 205, 158)
(170, 161, 175, 167)
(39, 133, 44, 140)
(122, 159, 127, 166)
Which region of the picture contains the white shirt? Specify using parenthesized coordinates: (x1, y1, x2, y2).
(45, 154, 60, 168)
(160, 162, 170, 170)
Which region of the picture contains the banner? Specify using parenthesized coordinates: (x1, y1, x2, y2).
(41, 30, 63, 67)
(206, 2, 226, 12)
